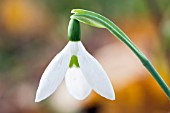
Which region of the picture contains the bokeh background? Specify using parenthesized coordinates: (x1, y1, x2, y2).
(0, 0, 170, 113)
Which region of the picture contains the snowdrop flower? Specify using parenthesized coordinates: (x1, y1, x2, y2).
(35, 19, 115, 102)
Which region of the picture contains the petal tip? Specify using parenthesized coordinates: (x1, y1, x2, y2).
(109, 95, 116, 101)
(105, 94, 115, 101)
(35, 95, 43, 102)
(101, 89, 116, 101)
(35, 91, 46, 102)
(108, 90, 116, 101)
(35, 99, 40, 103)
(35, 96, 42, 102)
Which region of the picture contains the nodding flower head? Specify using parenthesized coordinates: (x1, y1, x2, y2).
(35, 19, 115, 102)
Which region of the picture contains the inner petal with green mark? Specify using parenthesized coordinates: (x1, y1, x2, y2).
(69, 55, 80, 68)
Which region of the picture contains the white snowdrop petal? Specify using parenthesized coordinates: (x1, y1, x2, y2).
(77, 42, 115, 100)
(35, 42, 72, 102)
(65, 67, 92, 100)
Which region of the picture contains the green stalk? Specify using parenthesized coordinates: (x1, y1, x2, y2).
(71, 9, 170, 99)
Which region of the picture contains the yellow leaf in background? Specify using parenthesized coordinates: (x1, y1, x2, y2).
(0, 0, 47, 36)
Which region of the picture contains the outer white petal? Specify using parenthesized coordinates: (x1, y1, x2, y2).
(35, 42, 72, 102)
(65, 67, 92, 100)
(77, 42, 115, 100)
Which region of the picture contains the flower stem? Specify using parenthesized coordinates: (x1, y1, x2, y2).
(144, 61, 170, 99)
(71, 9, 170, 99)
(107, 23, 170, 99)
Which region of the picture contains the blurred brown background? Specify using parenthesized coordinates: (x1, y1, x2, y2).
(0, 0, 170, 113)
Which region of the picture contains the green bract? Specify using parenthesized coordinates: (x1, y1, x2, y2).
(71, 9, 170, 99)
